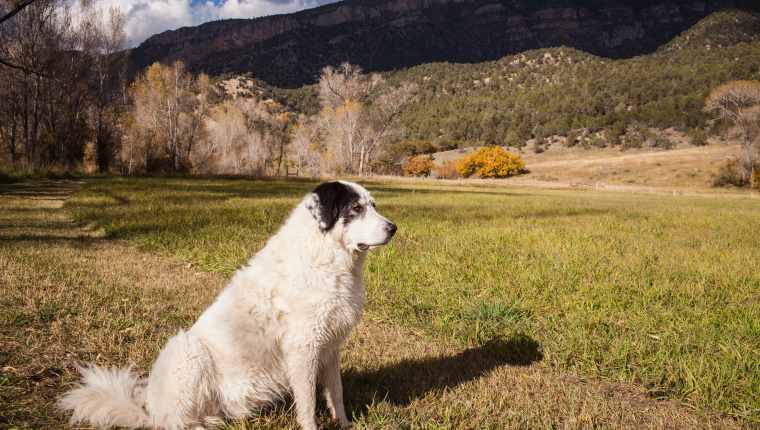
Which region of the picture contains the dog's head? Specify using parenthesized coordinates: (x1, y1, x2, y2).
(307, 181, 396, 252)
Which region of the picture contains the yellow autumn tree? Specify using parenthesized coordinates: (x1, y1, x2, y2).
(126, 61, 210, 173)
(456, 146, 526, 178)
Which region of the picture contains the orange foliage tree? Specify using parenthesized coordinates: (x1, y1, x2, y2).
(455, 146, 526, 178)
(403, 154, 434, 177)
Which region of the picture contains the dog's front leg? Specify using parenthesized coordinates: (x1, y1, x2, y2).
(284, 343, 319, 430)
(321, 349, 351, 428)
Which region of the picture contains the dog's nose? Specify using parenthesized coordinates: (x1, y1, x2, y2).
(386, 222, 397, 237)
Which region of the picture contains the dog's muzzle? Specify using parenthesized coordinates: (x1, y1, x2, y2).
(358, 222, 397, 251)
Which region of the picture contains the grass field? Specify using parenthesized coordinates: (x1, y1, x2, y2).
(2, 177, 759, 429)
(433, 142, 742, 190)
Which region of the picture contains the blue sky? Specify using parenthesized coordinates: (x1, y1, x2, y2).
(87, 0, 340, 47)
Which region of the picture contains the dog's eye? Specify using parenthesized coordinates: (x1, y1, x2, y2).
(352, 203, 363, 212)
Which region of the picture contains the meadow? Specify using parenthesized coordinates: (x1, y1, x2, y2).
(2, 177, 759, 428)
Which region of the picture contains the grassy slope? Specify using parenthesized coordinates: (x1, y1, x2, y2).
(59, 177, 760, 424)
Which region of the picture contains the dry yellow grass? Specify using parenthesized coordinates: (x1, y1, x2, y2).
(519, 144, 742, 188)
(0, 180, 749, 429)
(430, 143, 742, 190)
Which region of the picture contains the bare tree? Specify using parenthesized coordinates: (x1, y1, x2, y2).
(290, 115, 324, 177)
(315, 63, 416, 175)
(0, 0, 46, 75)
(0, 0, 127, 171)
(196, 97, 290, 176)
(199, 100, 250, 174)
(80, 2, 127, 172)
(318, 63, 382, 109)
(126, 61, 210, 173)
(0, 0, 37, 25)
(0, 0, 59, 167)
(705, 80, 760, 183)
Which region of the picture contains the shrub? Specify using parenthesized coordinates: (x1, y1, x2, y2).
(589, 134, 607, 148)
(403, 155, 434, 177)
(688, 127, 709, 146)
(622, 131, 644, 150)
(565, 130, 580, 147)
(455, 146, 526, 178)
(608, 122, 627, 146)
(713, 158, 750, 187)
(651, 134, 675, 150)
(434, 160, 459, 179)
(532, 141, 546, 154)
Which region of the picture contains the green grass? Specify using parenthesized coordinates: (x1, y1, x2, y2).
(66, 177, 760, 423)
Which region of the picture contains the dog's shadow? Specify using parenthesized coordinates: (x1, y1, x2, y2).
(342, 335, 542, 417)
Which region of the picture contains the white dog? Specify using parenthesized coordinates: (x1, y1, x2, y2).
(60, 181, 397, 430)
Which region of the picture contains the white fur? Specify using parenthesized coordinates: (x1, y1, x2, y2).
(60, 181, 394, 430)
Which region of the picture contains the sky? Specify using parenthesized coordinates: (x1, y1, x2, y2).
(83, 0, 341, 47)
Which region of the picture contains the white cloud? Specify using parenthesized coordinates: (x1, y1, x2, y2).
(73, 0, 339, 47)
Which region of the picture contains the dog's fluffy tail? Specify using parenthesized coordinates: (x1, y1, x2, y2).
(59, 364, 151, 429)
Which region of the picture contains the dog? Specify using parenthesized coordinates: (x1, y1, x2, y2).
(60, 181, 397, 430)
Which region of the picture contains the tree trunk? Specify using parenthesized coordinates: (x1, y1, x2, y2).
(7, 121, 18, 165)
(276, 135, 285, 176)
(358, 147, 364, 176)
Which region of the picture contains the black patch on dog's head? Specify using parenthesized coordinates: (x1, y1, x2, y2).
(308, 182, 360, 232)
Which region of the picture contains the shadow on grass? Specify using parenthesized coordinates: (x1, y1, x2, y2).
(84, 176, 317, 200)
(378, 203, 612, 223)
(363, 183, 527, 198)
(344, 335, 542, 416)
(0, 180, 80, 197)
(0, 235, 102, 244)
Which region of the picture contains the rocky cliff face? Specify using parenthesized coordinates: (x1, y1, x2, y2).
(128, 0, 757, 87)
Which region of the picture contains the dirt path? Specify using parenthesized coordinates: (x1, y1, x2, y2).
(0, 181, 746, 429)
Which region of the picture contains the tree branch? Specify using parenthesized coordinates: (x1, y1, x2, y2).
(0, 57, 46, 77)
(0, 1, 47, 77)
(0, 0, 37, 26)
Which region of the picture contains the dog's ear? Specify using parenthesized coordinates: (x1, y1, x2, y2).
(308, 182, 357, 232)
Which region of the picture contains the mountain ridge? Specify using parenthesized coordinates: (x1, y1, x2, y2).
(128, 0, 759, 87)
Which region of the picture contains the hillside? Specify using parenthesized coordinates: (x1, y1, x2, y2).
(391, 20, 760, 147)
(661, 7, 760, 51)
(259, 10, 760, 153)
(128, 0, 758, 87)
